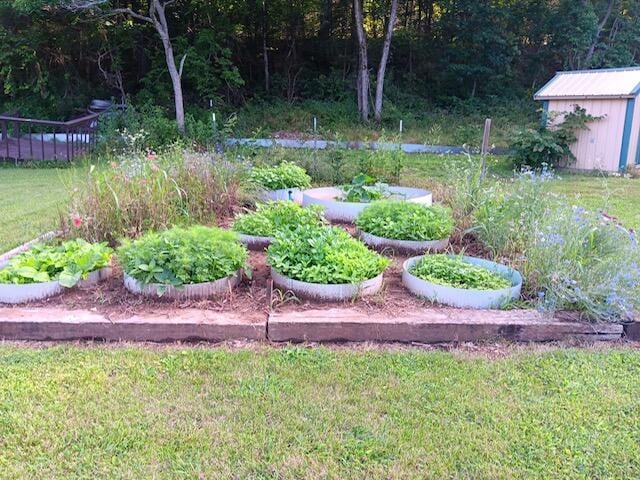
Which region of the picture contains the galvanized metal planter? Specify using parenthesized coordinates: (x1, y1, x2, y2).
(261, 187, 303, 204)
(402, 255, 522, 309)
(237, 233, 273, 251)
(0, 280, 63, 304)
(76, 267, 113, 289)
(302, 186, 432, 222)
(271, 268, 384, 301)
(357, 229, 449, 254)
(123, 270, 242, 300)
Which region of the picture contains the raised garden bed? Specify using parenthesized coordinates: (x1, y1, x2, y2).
(118, 226, 247, 300)
(250, 161, 311, 204)
(302, 186, 432, 222)
(355, 201, 453, 254)
(402, 254, 522, 309)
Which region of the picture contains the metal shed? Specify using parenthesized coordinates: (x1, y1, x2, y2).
(534, 67, 640, 172)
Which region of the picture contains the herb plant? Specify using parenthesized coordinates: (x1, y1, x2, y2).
(118, 226, 247, 287)
(233, 202, 326, 237)
(268, 225, 390, 284)
(250, 161, 312, 190)
(340, 174, 389, 203)
(356, 201, 454, 241)
(0, 239, 113, 287)
(410, 255, 511, 290)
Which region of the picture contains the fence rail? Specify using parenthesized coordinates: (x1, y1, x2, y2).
(0, 112, 99, 163)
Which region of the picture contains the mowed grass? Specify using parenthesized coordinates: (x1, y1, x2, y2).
(0, 167, 75, 252)
(0, 345, 638, 478)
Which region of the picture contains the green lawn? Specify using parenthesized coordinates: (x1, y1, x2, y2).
(0, 167, 74, 252)
(0, 345, 638, 478)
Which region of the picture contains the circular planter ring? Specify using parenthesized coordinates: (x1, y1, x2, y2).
(302, 186, 432, 222)
(123, 270, 242, 300)
(260, 187, 303, 204)
(357, 229, 449, 254)
(0, 280, 63, 304)
(77, 266, 113, 289)
(237, 233, 273, 251)
(402, 255, 522, 309)
(271, 268, 383, 301)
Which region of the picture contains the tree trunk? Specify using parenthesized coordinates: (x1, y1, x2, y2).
(373, 0, 398, 122)
(353, 0, 369, 122)
(262, 0, 269, 92)
(151, 0, 185, 133)
(584, 0, 616, 65)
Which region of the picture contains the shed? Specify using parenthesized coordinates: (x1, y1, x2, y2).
(534, 67, 640, 171)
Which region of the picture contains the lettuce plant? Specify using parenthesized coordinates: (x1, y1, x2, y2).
(118, 226, 247, 287)
(250, 161, 311, 190)
(233, 202, 326, 237)
(410, 255, 511, 290)
(268, 224, 389, 284)
(356, 201, 454, 241)
(0, 239, 112, 287)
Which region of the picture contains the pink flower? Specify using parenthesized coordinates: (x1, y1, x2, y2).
(146, 151, 157, 161)
(71, 214, 82, 228)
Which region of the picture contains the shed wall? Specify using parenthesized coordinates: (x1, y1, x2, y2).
(548, 99, 627, 171)
(629, 97, 640, 168)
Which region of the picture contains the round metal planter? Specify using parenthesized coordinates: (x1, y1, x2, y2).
(402, 255, 522, 309)
(123, 270, 242, 299)
(357, 229, 449, 254)
(76, 266, 113, 289)
(237, 233, 273, 251)
(271, 268, 384, 301)
(302, 186, 432, 222)
(0, 280, 63, 304)
(261, 187, 303, 204)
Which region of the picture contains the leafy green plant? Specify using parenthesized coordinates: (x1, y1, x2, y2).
(0, 239, 112, 287)
(118, 226, 247, 287)
(511, 106, 600, 169)
(356, 201, 454, 241)
(250, 161, 312, 190)
(410, 255, 511, 290)
(341, 174, 389, 203)
(267, 225, 390, 284)
(232, 202, 326, 237)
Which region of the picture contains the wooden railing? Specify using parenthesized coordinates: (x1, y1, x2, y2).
(0, 112, 100, 162)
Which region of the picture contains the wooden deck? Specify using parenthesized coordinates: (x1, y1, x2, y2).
(0, 137, 91, 162)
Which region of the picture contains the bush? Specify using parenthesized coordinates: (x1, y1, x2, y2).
(410, 255, 511, 290)
(118, 226, 247, 287)
(448, 161, 640, 322)
(0, 239, 112, 287)
(267, 225, 390, 284)
(356, 201, 454, 241)
(250, 161, 312, 190)
(232, 202, 326, 237)
(65, 149, 253, 244)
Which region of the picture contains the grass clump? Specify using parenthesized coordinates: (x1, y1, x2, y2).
(65, 149, 252, 245)
(232, 202, 326, 237)
(268, 224, 389, 284)
(0, 239, 112, 287)
(250, 161, 312, 190)
(118, 226, 247, 287)
(356, 201, 454, 241)
(410, 254, 511, 290)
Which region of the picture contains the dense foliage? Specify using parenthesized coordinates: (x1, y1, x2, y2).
(232, 202, 325, 237)
(449, 160, 640, 322)
(0, 239, 112, 287)
(341, 174, 388, 203)
(118, 226, 247, 287)
(356, 201, 454, 241)
(66, 148, 251, 244)
(409, 255, 512, 290)
(250, 162, 312, 190)
(267, 224, 390, 284)
(2, 0, 638, 121)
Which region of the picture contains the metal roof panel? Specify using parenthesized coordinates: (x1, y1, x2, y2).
(534, 67, 640, 100)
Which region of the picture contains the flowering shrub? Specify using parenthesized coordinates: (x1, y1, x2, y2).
(450, 161, 640, 322)
(65, 148, 253, 244)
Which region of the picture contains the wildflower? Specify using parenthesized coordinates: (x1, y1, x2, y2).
(147, 151, 157, 161)
(71, 214, 82, 228)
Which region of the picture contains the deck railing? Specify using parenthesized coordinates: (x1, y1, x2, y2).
(0, 111, 100, 162)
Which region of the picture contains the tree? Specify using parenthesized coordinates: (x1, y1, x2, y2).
(374, 0, 399, 122)
(65, 0, 186, 133)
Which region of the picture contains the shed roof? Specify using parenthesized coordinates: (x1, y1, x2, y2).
(534, 67, 640, 100)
